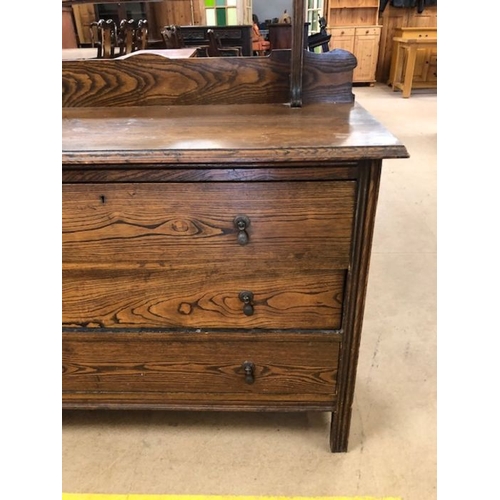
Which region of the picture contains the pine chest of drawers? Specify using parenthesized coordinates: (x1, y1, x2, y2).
(62, 100, 408, 452)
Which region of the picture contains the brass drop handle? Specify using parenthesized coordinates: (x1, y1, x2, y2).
(239, 291, 254, 316)
(234, 215, 250, 245)
(242, 361, 255, 384)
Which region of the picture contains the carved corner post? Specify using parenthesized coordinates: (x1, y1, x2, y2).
(290, 0, 306, 107)
(329, 161, 383, 452)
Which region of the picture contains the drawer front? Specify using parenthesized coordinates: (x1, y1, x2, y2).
(355, 27, 381, 37)
(63, 267, 346, 329)
(330, 27, 356, 38)
(396, 28, 436, 39)
(62, 181, 356, 268)
(62, 332, 340, 406)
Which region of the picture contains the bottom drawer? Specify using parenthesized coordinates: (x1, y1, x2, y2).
(62, 331, 340, 409)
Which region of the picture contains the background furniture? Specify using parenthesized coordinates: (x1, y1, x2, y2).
(387, 26, 437, 97)
(62, 47, 99, 60)
(116, 48, 200, 59)
(135, 19, 148, 50)
(204, 29, 242, 56)
(117, 19, 135, 56)
(307, 17, 331, 53)
(268, 23, 292, 49)
(268, 23, 309, 50)
(325, 0, 381, 84)
(62, 4, 79, 48)
(179, 25, 252, 56)
(161, 25, 185, 49)
(252, 17, 271, 55)
(376, 2, 437, 82)
(89, 18, 117, 58)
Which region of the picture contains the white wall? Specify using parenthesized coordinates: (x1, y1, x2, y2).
(252, 0, 293, 24)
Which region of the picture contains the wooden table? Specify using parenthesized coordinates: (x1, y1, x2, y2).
(62, 48, 99, 60)
(389, 36, 437, 98)
(117, 48, 199, 59)
(62, 47, 199, 61)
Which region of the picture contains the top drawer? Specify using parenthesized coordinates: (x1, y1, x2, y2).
(355, 27, 381, 37)
(63, 181, 356, 269)
(329, 27, 356, 38)
(395, 27, 437, 39)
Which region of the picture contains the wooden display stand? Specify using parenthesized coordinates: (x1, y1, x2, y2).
(62, 0, 409, 452)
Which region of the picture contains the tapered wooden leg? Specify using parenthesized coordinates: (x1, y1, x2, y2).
(402, 45, 417, 98)
(329, 410, 350, 453)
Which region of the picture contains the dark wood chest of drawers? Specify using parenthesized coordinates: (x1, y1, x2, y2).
(62, 38, 408, 451)
(62, 50, 408, 452)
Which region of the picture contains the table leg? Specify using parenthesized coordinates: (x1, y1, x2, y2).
(402, 44, 417, 98)
(389, 42, 402, 89)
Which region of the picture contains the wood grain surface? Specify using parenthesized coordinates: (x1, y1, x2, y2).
(62, 49, 356, 108)
(62, 51, 290, 107)
(63, 267, 346, 329)
(62, 181, 356, 267)
(63, 331, 340, 402)
(62, 102, 409, 165)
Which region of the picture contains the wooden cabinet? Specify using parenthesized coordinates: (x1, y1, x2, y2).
(329, 25, 381, 83)
(62, 47, 408, 451)
(268, 23, 292, 49)
(329, 27, 355, 52)
(325, 0, 381, 83)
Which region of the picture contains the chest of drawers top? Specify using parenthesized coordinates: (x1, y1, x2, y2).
(62, 102, 407, 166)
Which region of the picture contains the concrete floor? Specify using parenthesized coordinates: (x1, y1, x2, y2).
(62, 83, 437, 500)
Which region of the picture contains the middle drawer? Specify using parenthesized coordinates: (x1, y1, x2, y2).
(63, 267, 346, 329)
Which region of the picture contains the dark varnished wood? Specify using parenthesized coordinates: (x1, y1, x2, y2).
(62, 103, 408, 165)
(330, 160, 383, 452)
(302, 50, 357, 104)
(63, 267, 347, 329)
(62, 50, 357, 108)
(61, 42, 409, 451)
(62, 51, 290, 107)
(63, 331, 341, 404)
(61, 166, 359, 183)
(62, 181, 356, 267)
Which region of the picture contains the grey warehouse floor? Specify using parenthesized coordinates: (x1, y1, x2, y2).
(62, 83, 437, 500)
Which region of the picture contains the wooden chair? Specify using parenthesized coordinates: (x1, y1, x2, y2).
(134, 19, 148, 51)
(205, 29, 242, 57)
(90, 19, 117, 59)
(117, 19, 135, 56)
(161, 25, 185, 49)
(307, 17, 331, 53)
(252, 15, 271, 56)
